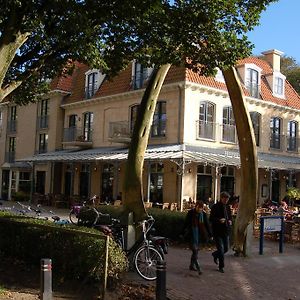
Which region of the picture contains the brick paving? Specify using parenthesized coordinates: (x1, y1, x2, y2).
(2, 201, 300, 300)
(125, 240, 300, 300)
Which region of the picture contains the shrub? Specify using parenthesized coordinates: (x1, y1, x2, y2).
(0, 213, 127, 282)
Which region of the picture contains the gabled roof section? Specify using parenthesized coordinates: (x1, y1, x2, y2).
(50, 61, 85, 93)
(186, 56, 300, 110)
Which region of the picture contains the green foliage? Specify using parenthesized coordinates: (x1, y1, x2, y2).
(286, 187, 300, 200)
(1, 0, 277, 103)
(0, 213, 128, 282)
(148, 208, 186, 241)
(280, 56, 300, 94)
(11, 191, 29, 202)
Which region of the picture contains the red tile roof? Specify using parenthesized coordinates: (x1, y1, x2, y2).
(54, 57, 300, 110)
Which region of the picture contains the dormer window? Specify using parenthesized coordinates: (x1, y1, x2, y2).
(272, 72, 286, 98)
(246, 68, 259, 98)
(85, 69, 105, 99)
(132, 61, 153, 90)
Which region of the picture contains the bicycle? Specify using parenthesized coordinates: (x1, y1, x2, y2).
(106, 215, 166, 281)
(69, 195, 97, 224)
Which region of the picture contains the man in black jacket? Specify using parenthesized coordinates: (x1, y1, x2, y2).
(209, 191, 232, 273)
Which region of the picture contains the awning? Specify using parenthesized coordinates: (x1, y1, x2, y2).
(16, 144, 300, 171)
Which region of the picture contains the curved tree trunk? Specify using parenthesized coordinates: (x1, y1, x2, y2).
(222, 67, 258, 255)
(123, 64, 171, 222)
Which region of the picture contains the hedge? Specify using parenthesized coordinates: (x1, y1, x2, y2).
(0, 212, 128, 282)
(95, 205, 187, 241)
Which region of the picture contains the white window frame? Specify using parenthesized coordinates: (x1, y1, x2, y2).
(84, 69, 105, 98)
(273, 71, 286, 98)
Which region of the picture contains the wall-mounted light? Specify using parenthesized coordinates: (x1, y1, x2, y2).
(75, 167, 78, 172)
(118, 167, 121, 172)
(94, 167, 97, 172)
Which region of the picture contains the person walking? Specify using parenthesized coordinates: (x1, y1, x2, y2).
(183, 200, 211, 275)
(209, 191, 232, 273)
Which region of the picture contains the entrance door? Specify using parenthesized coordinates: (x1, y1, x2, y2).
(1, 170, 9, 200)
(196, 175, 212, 202)
(101, 164, 114, 203)
(36, 171, 46, 194)
(220, 166, 235, 196)
(64, 171, 72, 196)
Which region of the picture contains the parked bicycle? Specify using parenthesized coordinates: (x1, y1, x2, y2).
(69, 195, 97, 224)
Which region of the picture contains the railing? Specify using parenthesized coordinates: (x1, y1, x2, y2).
(196, 120, 216, 140)
(221, 124, 236, 144)
(269, 134, 284, 150)
(109, 121, 130, 140)
(151, 119, 166, 137)
(85, 85, 97, 99)
(5, 151, 15, 163)
(37, 115, 49, 130)
(63, 127, 93, 143)
(36, 145, 48, 154)
(7, 120, 17, 133)
(286, 136, 298, 152)
(245, 81, 260, 98)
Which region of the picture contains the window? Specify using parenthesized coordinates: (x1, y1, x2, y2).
(274, 77, 284, 95)
(69, 114, 77, 127)
(83, 112, 93, 141)
(246, 68, 259, 98)
(80, 164, 90, 199)
(6, 137, 16, 162)
(222, 106, 236, 143)
(151, 101, 166, 137)
(196, 164, 212, 202)
(287, 121, 298, 152)
(8, 106, 17, 132)
(38, 133, 48, 153)
(86, 72, 98, 99)
(250, 112, 261, 146)
(270, 117, 281, 149)
(198, 101, 215, 140)
(150, 163, 164, 203)
(130, 101, 166, 137)
(133, 62, 153, 89)
(102, 164, 114, 203)
(38, 99, 49, 128)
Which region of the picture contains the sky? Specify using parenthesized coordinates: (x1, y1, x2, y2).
(247, 0, 300, 63)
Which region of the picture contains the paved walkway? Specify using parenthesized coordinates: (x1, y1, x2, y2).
(2, 201, 300, 300)
(126, 238, 300, 300)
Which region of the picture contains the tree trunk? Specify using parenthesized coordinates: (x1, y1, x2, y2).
(222, 67, 258, 255)
(122, 64, 171, 222)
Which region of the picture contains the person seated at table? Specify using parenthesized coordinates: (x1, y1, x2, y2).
(278, 200, 293, 219)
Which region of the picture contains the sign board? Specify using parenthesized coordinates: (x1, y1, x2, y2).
(259, 216, 284, 255)
(263, 217, 282, 232)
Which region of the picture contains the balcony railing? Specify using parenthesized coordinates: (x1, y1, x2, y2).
(196, 120, 216, 140)
(286, 136, 298, 152)
(5, 151, 15, 163)
(37, 115, 49, 130)
(221, 124, 237, 144)
(63, 127, 93, 143)
(151, 119, 166, 137)
(109, 121, 130, 142)
(85, 85, 97, 99)
(270, 133, 284, 150)
(36, 145, 48, 154)
(245, 81, 260, 98)
(7, 120, 17, 133)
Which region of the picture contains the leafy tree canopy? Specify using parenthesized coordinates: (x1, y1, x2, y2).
(0, 0, 277, 104)
(280, 56, 300, 94)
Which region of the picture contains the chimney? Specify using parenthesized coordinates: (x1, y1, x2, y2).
(261, 49, 284, 72)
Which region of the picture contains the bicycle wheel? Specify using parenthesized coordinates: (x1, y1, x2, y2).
(134, 245, 163, 281)
(69, 210, 78, 224)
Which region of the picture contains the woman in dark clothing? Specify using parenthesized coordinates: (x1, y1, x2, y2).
(183, 201, 211, 274)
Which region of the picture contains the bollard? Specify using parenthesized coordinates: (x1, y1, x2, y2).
(156, 260, 166, 300)
(40, 258, 53, 300)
